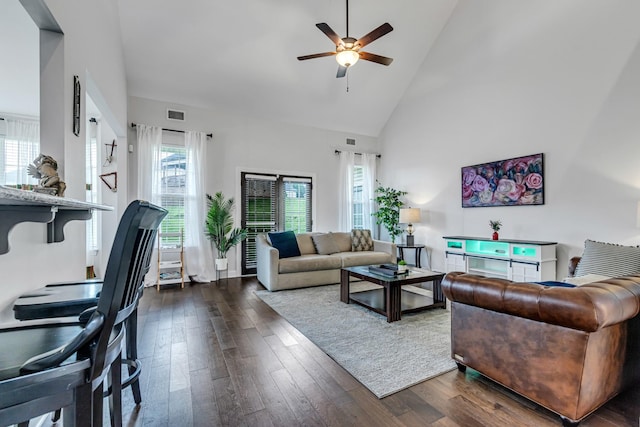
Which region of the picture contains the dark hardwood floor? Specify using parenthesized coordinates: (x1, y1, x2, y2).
(106, 277, 640, 426)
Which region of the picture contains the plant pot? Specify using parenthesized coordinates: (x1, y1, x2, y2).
(492, 231, 499, 240)
(398, 264, 408, 273)
(215, 258, 228, 271)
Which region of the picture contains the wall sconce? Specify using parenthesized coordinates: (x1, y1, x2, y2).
(399, 208, 421, 246)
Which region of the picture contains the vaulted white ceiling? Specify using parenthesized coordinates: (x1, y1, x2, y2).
(2, 1, 457, 137)
(116, 0, 457, 136)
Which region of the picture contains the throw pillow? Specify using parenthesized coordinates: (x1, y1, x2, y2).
(268, 231, 301, 259)
(535, 281, 576, 288)
(351, 229, 374, 252)
(311, 233, 340, 255)
(574, 239, 640, 278)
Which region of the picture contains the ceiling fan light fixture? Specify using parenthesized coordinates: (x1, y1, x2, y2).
(336, 50, 359, 67)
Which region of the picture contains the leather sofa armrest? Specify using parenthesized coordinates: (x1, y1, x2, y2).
(442, 271, 640, 332)
(568, 256, 582, 277)
(256, 234, 279, 291)
(373, 240, 397, 263)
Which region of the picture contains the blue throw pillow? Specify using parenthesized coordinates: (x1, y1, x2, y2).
(268, 231, 301, 259)
(535, 281, 576, 288)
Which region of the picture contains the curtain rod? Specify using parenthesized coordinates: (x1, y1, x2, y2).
(334, 149, 381, 159)
(130, 122, 212, 138)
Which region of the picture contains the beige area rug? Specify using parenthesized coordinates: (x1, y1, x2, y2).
(255, 282, 457, 398)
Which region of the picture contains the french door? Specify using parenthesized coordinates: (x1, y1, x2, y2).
(241, 172, 312, 274)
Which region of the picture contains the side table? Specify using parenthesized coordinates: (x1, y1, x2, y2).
(397, 244, 426, 268)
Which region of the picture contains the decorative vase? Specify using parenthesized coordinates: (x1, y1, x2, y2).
(492, 231, 499, 240)
(215, 258, 228, 271)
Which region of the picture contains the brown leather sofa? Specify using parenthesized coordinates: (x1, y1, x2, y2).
(442, 271, 640, 426)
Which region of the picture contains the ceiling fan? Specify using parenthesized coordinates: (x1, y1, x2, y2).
(297, 0, 393, 78)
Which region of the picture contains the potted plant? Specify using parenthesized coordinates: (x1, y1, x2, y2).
(489, 220, 502, 240)
(397, 259, 408, 273)
(372, 183, 407, 243)
(205, 192, 248, 270)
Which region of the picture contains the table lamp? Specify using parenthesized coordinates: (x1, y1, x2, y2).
(399, 208, 421, 246)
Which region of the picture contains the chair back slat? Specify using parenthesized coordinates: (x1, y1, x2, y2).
(89, 201, 166, 380)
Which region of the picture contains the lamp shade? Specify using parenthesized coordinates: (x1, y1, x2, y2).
(399, 208, 421, 224)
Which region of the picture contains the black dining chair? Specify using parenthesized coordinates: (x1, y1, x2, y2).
(0, 200, 167, 427)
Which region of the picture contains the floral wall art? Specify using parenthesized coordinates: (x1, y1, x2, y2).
(461, 153, 544, 207)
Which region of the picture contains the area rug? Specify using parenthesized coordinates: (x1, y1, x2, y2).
(255, 283, 457, 398)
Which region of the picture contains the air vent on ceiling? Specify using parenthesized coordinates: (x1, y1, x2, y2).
(167, 109, 185, 121)
(346, 138, 356, 145)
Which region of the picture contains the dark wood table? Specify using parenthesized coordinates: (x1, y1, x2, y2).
(340, 265, 445, 322)
(396, 244, 426, 268)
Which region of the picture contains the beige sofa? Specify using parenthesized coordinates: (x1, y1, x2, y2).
(256, 232, 396, 291)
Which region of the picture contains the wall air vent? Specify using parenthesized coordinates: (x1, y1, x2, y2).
(167, 109, 186, 121)
(346, 138, 356, 145)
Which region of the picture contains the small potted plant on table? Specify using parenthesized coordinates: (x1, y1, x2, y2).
(397, 259, 408, 273)
(489, 220, 502, 240)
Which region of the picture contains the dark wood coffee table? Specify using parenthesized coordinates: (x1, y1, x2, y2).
(340, 266, 446, 322)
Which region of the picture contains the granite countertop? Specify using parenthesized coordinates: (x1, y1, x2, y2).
(0, 186, 113, 211)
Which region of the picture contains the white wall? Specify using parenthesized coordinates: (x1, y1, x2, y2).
(0, 0, 128, 314)
(378, 0, 640, 277)
(128, 96, 380, 276)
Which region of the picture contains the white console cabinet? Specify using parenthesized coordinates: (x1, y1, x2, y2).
(443, 236, 557, 282)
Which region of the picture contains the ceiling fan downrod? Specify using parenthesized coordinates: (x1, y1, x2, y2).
(345, 0, 349, 37)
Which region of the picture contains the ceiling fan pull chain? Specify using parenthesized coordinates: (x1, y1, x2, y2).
(346, 72, 350, 93)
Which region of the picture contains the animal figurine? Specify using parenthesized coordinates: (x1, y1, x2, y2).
(27, 153, 67, 197)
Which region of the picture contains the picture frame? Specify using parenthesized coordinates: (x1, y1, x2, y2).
(461, 153, 544, 208)
(73, 75, 80, 136)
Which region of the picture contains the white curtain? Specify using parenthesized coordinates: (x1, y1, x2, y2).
(361, 152, 377, 231)
(184, 131, 216, 282)
(338, 151, 356, 231)
(136, 124, 162, 204)
(1, 118, 40, 186)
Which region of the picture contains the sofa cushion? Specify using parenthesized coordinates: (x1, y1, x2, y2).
(574, 239, 640, 278)
(335, 251, 393, 267)
(312, 233, 340, 255)
(268, 231, 301, 259)
(295, 233, 318, 255)
(333, 232, 353, 253)
(351, 229, 374, 251)
(279, 254, 342, 274)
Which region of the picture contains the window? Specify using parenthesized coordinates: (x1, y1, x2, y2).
(86, 119, 99, 251)
(159, 143, 186, 247)
(241, 172, 312, 274)
(0, 118, 40, 187)
(352, 165, 364, 229)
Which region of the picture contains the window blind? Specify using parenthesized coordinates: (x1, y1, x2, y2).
(242, 173, 277, 274)
(241, 172, 312, 274)
(86, 127, 99, 251)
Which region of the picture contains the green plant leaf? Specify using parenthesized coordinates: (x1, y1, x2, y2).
(205, 192, 248, 258)
(371, 182, 407, 243)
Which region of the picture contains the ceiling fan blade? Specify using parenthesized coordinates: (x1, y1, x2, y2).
(336, 65, 347, 78)
(316, 23, 343, 46)
(356, 23, 393, 48)
(359, 51, 393, 66)
(297, 52, 336, 61)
